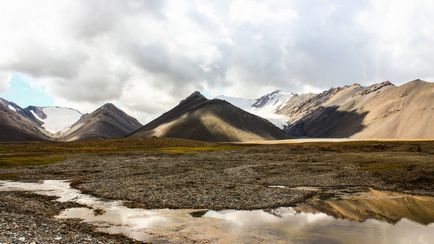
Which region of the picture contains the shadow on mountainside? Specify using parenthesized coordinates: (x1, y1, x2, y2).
(286, 106, 368, 138)
(141, 100, 289, 142)
(132, 92, 290, 142)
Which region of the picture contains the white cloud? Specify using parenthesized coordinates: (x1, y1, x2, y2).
(0, 0, 433, 123)
(0, 71, 11, 92)
(229, 0, 298, 24)
(357, 0, 434, 83)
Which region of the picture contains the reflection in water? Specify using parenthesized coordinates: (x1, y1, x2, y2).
(309, 189, 434, 225)
(1, 180, 434, 243)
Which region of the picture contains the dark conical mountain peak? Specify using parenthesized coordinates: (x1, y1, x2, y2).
(179, 91, 208, 106)
(190, 91, 204, 97)
(93, 103, 125, 117)
(186, 91, 206, 100)
(100, 103, 118, 110)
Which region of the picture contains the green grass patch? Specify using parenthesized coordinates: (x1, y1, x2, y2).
(0, 138, 239, 168)
(0, 155, 64, 168)
(0, 138, 223, 155)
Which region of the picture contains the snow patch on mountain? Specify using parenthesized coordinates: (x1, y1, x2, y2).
(7, 104, 16, 112)
(253, 90, 294, 112)
(249, 110, 290, 129)
(29, 107, 83, 134)
(216, 95, 255, 110)
(30, 110, 41, 120)
(216, 90, 293, 129)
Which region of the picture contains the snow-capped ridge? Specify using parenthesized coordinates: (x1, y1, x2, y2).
(24, 106, 83, 135)
(216, 90, 294, 129)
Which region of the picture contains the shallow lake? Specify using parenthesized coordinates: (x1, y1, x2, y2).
(1, 180, 434, 243)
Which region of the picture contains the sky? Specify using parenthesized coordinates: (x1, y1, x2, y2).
(0, 0, 434, 123)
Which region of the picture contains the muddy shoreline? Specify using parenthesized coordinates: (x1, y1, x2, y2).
(0, 191, 140, 243)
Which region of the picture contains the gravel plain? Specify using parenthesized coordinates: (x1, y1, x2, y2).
(1, 140, 434, 242)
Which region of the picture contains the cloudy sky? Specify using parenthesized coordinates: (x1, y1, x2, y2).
(0, 0, 433, 123)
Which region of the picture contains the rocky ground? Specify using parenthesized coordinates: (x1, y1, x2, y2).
(0, 191, 139, 243)
(1, 140, 434, 242)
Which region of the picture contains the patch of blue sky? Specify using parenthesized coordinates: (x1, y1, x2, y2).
(0, 73, 54, 107)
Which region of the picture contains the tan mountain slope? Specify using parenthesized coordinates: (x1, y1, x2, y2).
(131, 92, 288, 142)
(283, 80, 434, 138)
(354, 80, 434, 138)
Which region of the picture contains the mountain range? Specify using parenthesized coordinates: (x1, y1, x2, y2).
(0, 100, 142, 142)
(217, 79, 434, 139)
(1, 79, 434, 142)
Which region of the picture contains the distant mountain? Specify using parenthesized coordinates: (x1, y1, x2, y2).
(284, 80, 434, 138)
(60, 103, 142, 141)
(0, 98, 49, 141)
(23, 106, 82, 136)
(131, 91, 288, 142)
(216, 90, 293, 129)
(0, 98, 142, 142)
(3, 79, 434, 142)
(217, 79, 434, 139)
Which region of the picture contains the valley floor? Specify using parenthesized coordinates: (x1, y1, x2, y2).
(1, 138, 434, 242)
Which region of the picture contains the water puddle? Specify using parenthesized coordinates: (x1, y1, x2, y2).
(309, 189, 434, 225)
(1, 180, 434, 243)
(268, 185, 288, 189)
(291, 186, 321, 191)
